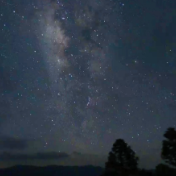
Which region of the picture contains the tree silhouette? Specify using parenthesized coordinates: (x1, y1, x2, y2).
(104, 139, 139, 176)
(161, 127, 176, 167)
(138, 168, 153, 176)
(155, 163, 176, 176)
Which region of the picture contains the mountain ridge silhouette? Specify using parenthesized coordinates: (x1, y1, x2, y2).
(0, 165, 104, 176)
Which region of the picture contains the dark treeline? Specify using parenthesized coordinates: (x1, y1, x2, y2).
(0, 127, 176, 176)
(100, 127, 176, 176)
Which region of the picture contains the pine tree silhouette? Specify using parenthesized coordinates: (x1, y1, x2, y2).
(161, 127, 176, 167)
(103, 139, 139, 176)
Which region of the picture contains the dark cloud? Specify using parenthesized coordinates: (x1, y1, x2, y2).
(0, 136, 28, 150)
(0, 151, 69, 160)
(72, 151, 82, 156)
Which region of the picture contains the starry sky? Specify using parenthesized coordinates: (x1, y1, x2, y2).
(0, 0, 176, 169)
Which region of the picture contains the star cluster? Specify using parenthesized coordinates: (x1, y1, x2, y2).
(0, 0, 176, 169)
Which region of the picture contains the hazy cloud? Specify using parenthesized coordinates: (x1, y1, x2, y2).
(0, 151, 69, 160)
(0, 136, 28, 150)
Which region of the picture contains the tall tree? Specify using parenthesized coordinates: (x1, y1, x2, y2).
(161, 127, 176, 167)
(104, 139, 139, 176)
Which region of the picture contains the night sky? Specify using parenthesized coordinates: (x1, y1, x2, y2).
(0, 0, 176, 169)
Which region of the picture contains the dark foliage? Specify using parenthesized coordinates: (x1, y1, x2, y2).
(103, 139, 139, 176)
(161, 127, 176, 167)
(155, 163, 176, 176)
(138, 169, 154, 176)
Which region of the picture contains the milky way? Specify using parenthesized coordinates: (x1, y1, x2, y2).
(1, 0, 176, 169)
(34, 0, 123, 153)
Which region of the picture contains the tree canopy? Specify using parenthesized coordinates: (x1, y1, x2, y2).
(161, 127, 176, 167)
(104, 139, 139, 175)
